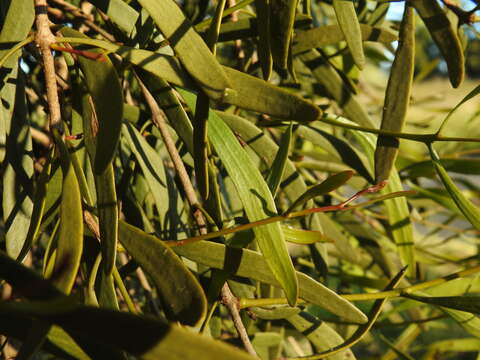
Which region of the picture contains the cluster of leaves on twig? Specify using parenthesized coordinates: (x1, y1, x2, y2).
(0, 0, 480, 359)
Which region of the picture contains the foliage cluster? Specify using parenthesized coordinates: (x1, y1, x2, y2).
(0, 0, 480, 359)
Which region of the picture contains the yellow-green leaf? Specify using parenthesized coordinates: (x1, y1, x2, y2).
(119, 220, 207, 326)
(375, 4, 415, 182)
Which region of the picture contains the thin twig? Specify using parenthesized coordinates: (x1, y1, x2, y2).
(136, 77, 258, 357)
(35, 0, 62, 132)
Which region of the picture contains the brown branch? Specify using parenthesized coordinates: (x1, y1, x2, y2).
(35, 0, 62, 132)
(136, 77, 258, 357)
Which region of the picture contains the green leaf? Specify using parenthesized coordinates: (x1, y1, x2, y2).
(181, 90, 299, 306)
(300, 50, 373, 127)
(88, 0, 139, 34)
(51, 132, 84, 294)
(287, 312, 355, 360)
(137, 0, 234, 102)
(266, 123, 293, 197)
(0, 0, 34, 163)
(332, 0, 365, 69)
(55, 36, 320, 122)
(269, 0, 299, 69)
(174, 240, 367, 324)
(285, 170, 354, 214)
(255, 0, 273, 79)
(121, 122, 173, 229)
(402, 293, 480, 315)
(251, 305, 301, 320)
(282, 226, 332, 244)
(430, 146, 480, 232)
(2, 71, 33, 259)
(222, 66, 321, 121)
(375, 4, 415, 182)
(292, 24, 397, 55)
(75, 72, 118, 277)
(401, 158, 480, 178)
(412, 0, 464, 88)
(118, 220, 207, 326)
(59, 28, 124, 175)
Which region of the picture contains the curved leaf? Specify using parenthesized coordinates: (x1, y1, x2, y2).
(118, 220, 207, 326)
(332, 0, 365, 69)
(292, 24, 397, 55)
(51, 132, 84, 294)
(174, 240, 367, 324)
(181, 90, 299, 306)
(412, 0, 464, 87)
(137, 0, 234, 102)
(266, 123, 293, 196)
(269, 0, 299, 69)
(59, 28, 123, 175)
(374, 4, 415, 182)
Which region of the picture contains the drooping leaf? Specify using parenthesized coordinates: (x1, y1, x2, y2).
(137, 0, 235, 102)
(292, 24, 397, 55)
(287, 312, 355, 360)
(375, 4, 415, 182)
(300, 50, 373, 127)
(174, 240, 367, 324)
(181, 89, 299, 306)
(2, 70, 33, 259)
(255, 0, 273, 79)
(282, 226, 332, 244)
(412, 0, 464, 87)
(402, 293, 480, 315)
(332, 0, 365, 69)
(266, 122, 293, 197)
(51, 131, 84, 294)
(0, 0, 34, 163)
(0, 298, 255, 360)
(118, 220, 207, 326)
(430, 146, 480, 232)
(269, 0, 299, 69)
(285, 170, 354, 214)
(60, 27, 124, 175)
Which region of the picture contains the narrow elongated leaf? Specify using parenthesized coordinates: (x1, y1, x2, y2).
(137, 0, 234, 102)
(181, 90, 299, 306)
(287, 312, 355, 360)
(223, 66, 321, 121)
(88, 0, 139, 34)
(430, 147, 480, 231)
(292, 24, 397, 55)
(282, 226, 332, 244)
(300, 50, 373, 127)
(332, 0, 365, 69)
(266, 123, 293, 196)
(401, 158, 480, 179)
(0, 0, 34, 163)
(375, 5, 415, 182)
(118, 220, 207, 326)
(52, 132, 84, 294)
(77, 73, 118, 277)
(287, 267, 406, 360)
(269, 0, 299, 69)
(285, 171, 353, 214)
(412, 0, 464, 87)
(402, 293, 480, 315)
(121, 123, 170, 228)
(174, 240, 367, 324)
(60, 28, 123, 175)
(0, 299, 255, 360)
(17, 149, 53, 261)
(255, 0, 273, 79)
(56, 37, 321, 121)
(219, 111, 329, 267)
(2, 71, 33, 259)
